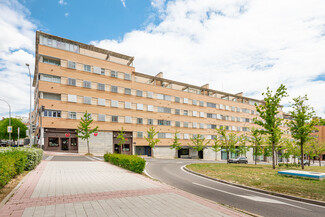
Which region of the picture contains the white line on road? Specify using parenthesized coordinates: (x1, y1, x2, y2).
(181, 165, 325, 209)
(92, 156, 103, 161)
(192, 182, 308, 210)
(85, 156, 95, 161)
(45, 156, 54, 161)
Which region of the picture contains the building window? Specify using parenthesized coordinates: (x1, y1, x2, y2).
(112, 116, 118, 122)
(175, 97, 180, 103)
(68, 61, 76, 69)
(192, 100, 197, 105)
(137, 132, 143, 138)
(42, 57, 60, 66)
(137, 104, 144, 110)
(175, 121, 180, 127)
(68, 112, 76, 119)
(101, 68, 105, 75)
(49, 138, 59, 147)
(147, 92, 153, 98)
(157, 94, 171, 101)
(68, 78, 76, 86)
(147, 119, 153, 125)
(125, 102, 131, 109)
(83, 81, 91, 88)
(199, 101, 204, 107)
(124, 73, 131, 80)
(192, 111, 197, 116)
(98, 98, 105, 106)
(125, 116, 132, 123)
(40, 74, 61, 83)
(175, 109, 180, 115)
(147, 105, 153, 112)
(111, 71, 118, 78)
(158, 133, 165, 139)
(158, 107, 171, 113)
(111, 86, 118, 93)
(200, 123, 204, 129)
(44, 110, 61, 118)
(232, 107, 236, 112)
(137, 118, 143, 124)
(98, 83, 105, 91)
(68, 94, 77, 103)
(136, 90, 143, 97)
(237, 107, 241, 112)
(84, 96, 92, 104)
(183, 98, 188, 104)
(124, 88, 131, 95)
(184, 122, 188, 128)
(98, 114, 106, 122)
(43, 92, 61, 101)
(84, 65, 91, 72)
(184, 134, 189, 139)
(207, 102, 216, 108)
(220, 104, 224, 109)
(200, 112, 204, 118)
(158, 120, 171, 126)
(193, 122, 197, 128)
(111, 100, 118, 108)
(184, 110, 188, 116)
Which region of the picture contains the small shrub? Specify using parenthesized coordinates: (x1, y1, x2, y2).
(104, 153, 146, 173)
(0, 147, 43, 188)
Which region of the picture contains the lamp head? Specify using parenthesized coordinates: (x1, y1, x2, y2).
(25, 63, 30, 67)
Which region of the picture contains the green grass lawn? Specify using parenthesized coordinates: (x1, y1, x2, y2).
(187, 163, 325, 202)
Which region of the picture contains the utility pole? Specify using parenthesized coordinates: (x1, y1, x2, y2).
(25, 63, 32, 147)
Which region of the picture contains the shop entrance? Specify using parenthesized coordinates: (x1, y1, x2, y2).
(61, 138, 69, 150)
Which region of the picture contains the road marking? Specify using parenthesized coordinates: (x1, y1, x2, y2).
(180, 165, 325, 210)
(85, 156, 95, 161)
(45, 156, 54, 161)
(92, 156, 103, 161)
(192, 182, 309, 210)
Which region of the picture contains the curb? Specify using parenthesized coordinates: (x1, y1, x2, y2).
(0, 171, 31, 209)
(183, 165, 325, 207)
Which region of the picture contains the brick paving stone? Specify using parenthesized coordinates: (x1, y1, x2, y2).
(1, 160, 249, 217)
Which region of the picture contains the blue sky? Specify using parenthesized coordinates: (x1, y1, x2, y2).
(25, 0, 157, 43)
(0, 0, 325, 118)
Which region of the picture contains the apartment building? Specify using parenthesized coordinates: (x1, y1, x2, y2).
(33, 31, 287, 160)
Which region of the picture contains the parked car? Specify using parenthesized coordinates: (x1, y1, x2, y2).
(227, 157, 248, 164)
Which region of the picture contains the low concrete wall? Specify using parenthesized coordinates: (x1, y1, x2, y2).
(78, 131, 113, 155)
(153, 146, 176, 159)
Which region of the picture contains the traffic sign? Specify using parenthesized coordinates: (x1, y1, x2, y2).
(7, 126, 12, 133)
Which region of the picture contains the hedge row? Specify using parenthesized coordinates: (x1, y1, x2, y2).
(0, 148, 43, 188)
(104, 153, 146, 173)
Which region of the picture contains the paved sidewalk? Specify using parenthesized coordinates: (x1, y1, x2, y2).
(0, 160, 248, 217)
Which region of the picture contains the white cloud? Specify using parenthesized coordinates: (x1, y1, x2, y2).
(58, 0, 67, 5)
(92, 0, 325, 117)
(0, 0, 36, 117)
(64, 12, 69, 17)
(120, 0, 126, 8)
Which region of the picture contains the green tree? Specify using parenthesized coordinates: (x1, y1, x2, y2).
(76, 111, 98, 155)
(254, 84, 288, 169)
(212, 135, 222, 160)
(0, 118, 28, 145)
(144, 127, 160, 157)
(237, 135, 249, 156)
(170, 130, 182, 157)
(250, 128, 264, 165)
(313, 140, 325, 166)
(189, 134, 210, 158)
(304, 140, 317, 166)
(215, 127, 239, 163)
(288, 95, 318, 169)
(117, 127, 126, 147)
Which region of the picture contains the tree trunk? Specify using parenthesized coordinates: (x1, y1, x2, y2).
(272, 141, 275, 169)
(320, 155, 322, 167)
(255, 146, 257, 165)
(87, 139, 90, 155)
(301, 140, 304, 170)
(227, 150, 229, 164)
(308, 155, 311, 166)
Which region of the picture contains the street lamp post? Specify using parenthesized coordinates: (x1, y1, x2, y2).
(0, 99, 12, 144)
(26, 63, 32, 147)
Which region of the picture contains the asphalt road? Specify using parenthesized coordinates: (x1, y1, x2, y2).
(145, 158, 325, 217)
